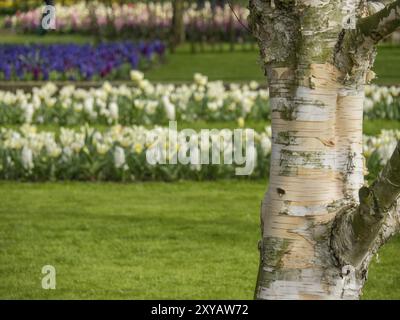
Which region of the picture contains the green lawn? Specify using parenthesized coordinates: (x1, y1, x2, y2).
(0, 181, 263, 299)
(146, 44, 264, 83)
(0, 33, 96, 44)
(363, 238, 400, 299)
(362, 119, 400, 136)
(372, 45, 400, 85)
(0, 181, 399, 299)
(147, 44, 400, 85)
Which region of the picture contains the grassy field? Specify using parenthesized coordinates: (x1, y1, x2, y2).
(146, 44, 265, 83)
(0, 33, 95, 44)
(146, 44, 400, 85)
(0, 181, 399, 300)
(0, 181, 263, 299)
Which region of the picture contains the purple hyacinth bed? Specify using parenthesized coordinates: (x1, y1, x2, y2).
(0, 41, 166, 81)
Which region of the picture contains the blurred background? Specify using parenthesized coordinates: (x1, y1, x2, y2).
(0, 0, 399, 300)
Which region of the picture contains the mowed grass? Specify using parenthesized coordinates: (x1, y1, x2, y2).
(373, 45, 400, 85)
(363, 238, 400, 300)
(0, 181, 265, 299)
(148, 44, 400, 85)
(0, 33, 96, 44)
(0, 181, 399, 300)
(146, 44, 264, 83)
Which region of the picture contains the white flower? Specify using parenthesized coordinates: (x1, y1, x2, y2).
(71, 141, 84, 153)
(259, 89, 269, 100)
(378, 141, 397, 163)
(74, 103, 83, 112)
(242, 97, 254, 114)
(207, 101, 219, 112)
(109, 101, 119, 120)
(138, 79, 154, 95)
(194, 73, 208, 86)
(386, 95, 394, 106)
(130, 70, 144, 82)
(134, 99, 145, 110)
(145, 101, 158, 115)
(102, 81, 113, 94)
(23, 103, 34, 124)
(260, 135, 272, 156)
(193, 92, 204, 102)
(21, 146, 34, 170)
(96, 143, 110, 155)
(84, 97, 94, 113)
(48, 144, 62, 158)
(265, 126, 272, 138)
(162, 95, 176, 121)
(62, 146, 73, 159)
(249, 81, 259, 90)
(114, 146, 126, 169)
(189, 146, 201, 171)
(365, 85, 373, 96)
(364, 98, 374, 112)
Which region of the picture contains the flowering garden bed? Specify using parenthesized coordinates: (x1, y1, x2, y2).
(0, 41, 166, 81)
(0, 123, 397, 182)
(4, 2, 251, 45)
(0, 73, 399, 126)
(0, 73, 398, 182)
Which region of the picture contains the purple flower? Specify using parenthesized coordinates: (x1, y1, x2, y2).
(0, 41, 165, 81)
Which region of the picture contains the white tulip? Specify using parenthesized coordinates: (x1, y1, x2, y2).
(21, 146, 34, 170)
(109, 101, 119, 120)
(162, 95, 176, 121)
(114, 146, 126, 169)
(130, 70, 144, 82)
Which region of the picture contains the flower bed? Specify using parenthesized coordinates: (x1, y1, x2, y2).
(4, 1, 251, 43)
(0, 73, 399, 125)
(0, 124, 270, 181)
(0, 124, 397, 182)
(364, 85, 400, 120)
(0, 73, 269, 125)
(363, 129, 400, 180)
(0, 41, 166, 81)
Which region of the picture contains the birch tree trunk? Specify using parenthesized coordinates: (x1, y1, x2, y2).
(249, 0, 400, 300)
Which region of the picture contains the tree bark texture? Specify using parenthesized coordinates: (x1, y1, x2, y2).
(249, 0, 400, 300)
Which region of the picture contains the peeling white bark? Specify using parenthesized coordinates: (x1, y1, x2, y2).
(249, 0, 400, 300)
(258, 64, 365, 300)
